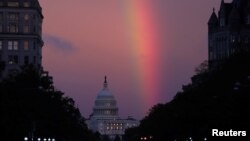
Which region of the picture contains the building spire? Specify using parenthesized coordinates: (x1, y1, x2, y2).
(208, 8, 218, 25)
(104, 76, 108, 89)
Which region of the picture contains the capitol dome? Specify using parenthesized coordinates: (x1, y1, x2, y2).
(86, 76, 139, 139)
(92, 76, 119, 118)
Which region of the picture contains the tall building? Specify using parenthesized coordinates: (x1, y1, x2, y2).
(208, 0, 250, 68)
(0, 0, 43, 78)
(86, 76, 139, 141)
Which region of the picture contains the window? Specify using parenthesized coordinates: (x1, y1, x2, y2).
(7, 13, 19, 33)
(13, 41, 18, 50)
(7, 2, 19, 7)
(8, 13, 19, 21)
(247, 15, 250, 25)
(0, 13, 3, 21)
(8, 55, 18, 64)
(33, 56, 36, 64)
(23, 2, 30, 7)
(24, 14, 29, 21)
(24, 41, 29, 50)
(23, 25, 29, 33)
(245, 37, 249, 44)
(231, 35, 236, 43)
(13, 55, 18, 64)
(24, 56, 29, 64)
(8, 23, 18, 33)
(33, 42, 36, 50)
(8, 41, 18, 50)
(0, 13, 3, 32)
(0, 24, 2, 32)
(0, 41, 2, 50)
(8, 69, 19, 75)
(8, 42, 13, 50)
(220, 18, 225, 27)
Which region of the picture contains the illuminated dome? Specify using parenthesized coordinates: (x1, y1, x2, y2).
(86, 76, 140, 139)
(92, 76, 119, 118)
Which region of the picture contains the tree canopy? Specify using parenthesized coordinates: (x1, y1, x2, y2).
(114, 135, 121, 141)
(0, 65, 92, 141)
(125, 51, 250, 141)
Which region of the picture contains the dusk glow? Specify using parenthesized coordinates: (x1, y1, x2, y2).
(39, 0, 226, 119)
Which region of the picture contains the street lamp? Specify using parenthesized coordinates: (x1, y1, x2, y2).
(24, 137, 55, 141)
(140, 136, 153, 141)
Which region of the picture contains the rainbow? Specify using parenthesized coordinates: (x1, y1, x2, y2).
(121, 0, 161, 113)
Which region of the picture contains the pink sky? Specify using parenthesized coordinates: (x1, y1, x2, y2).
(39, 0, 229, 119)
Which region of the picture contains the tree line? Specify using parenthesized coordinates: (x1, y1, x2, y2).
(124, 51, 250, 141)
(0, 65, 95, 141)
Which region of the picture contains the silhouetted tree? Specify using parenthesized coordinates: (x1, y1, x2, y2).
(114, 135, 121, 141)
(0, 65, 92, 141)
(195, 60, 208, 74)
(124, 127, 140, 141)
(102, 135, 111, 141)
(126, 51, 250, 141)
(90, 132, 102, 141)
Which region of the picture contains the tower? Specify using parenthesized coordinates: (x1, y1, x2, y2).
(208, 0, 250, 68)
(0, 0, 43, 78)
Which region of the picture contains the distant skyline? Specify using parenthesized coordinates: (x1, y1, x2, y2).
(40, 0, 231, 119)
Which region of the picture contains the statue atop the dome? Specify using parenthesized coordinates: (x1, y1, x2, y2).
(104, 75, 108, 89)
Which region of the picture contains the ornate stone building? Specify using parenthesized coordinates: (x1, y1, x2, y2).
(0, 0, 43, 78)
(208, 0, 250, 68)
(86, 76, 139, 140)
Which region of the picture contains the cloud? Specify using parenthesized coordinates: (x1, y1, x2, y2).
(43, 34, 76, 52)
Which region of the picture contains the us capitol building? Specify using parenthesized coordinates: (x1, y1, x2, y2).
(86, 76, 139, 140)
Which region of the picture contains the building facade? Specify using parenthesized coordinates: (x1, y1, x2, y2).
(86, 77, 139, 141)
(0, 0, 43, 78)
(208, 0, 250, 68)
